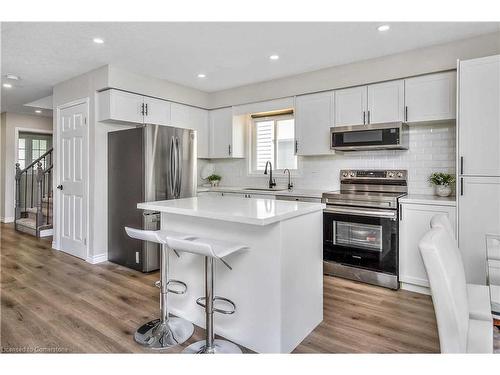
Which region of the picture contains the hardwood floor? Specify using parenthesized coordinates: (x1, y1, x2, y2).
(1, 223, 498, 353)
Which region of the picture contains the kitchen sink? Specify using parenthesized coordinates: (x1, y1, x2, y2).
(243, 187, 288, 191)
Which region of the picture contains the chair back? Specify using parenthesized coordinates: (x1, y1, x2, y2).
(418, 227, 470, 353)
(430, 214, 456, 241)
(166, 237, 217, 258)
(125, 227, 165, 244)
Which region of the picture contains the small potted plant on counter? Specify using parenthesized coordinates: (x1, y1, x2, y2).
(429, 172, 455, 197)
(207, 174, 222, 187)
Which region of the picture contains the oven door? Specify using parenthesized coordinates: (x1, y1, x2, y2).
(323, 205, 398, 275)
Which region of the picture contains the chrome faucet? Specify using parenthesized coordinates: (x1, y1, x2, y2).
(283, 168, 293, 190)
(264, 161, 276, 189)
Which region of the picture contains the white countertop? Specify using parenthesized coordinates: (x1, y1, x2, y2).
(138, 196, 326, 226)
(399, 194, 457, 206)
(197, 186, 325, 199)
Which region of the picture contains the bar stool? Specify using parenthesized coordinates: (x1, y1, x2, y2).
(125, 227, 195, 349)
(165, 236, 248, 354)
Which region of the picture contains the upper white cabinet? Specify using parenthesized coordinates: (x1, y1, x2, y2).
(170, 102, 191, 126)
(98, 89, 145, 124)
(399, 202, 456, 293)
(459, 55, 500, 176)
(295, 91, 335, 155)
(404, 71, 456, 123)
(143, 96, 171, 126)
(189, 107, 209, 159)
(208, 107, 244, 159)
(334, 86, 367, 126)
(367, 80, 405, 124)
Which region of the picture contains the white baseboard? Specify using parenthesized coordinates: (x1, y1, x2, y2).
(39, 228, 53, 237)
(400, 282, 431, 295)
(86, 254, 108, 264)
(1, 217, 15, 223)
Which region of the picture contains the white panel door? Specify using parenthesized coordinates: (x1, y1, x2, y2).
(367, 80, 404, 124)
(58, 102, 88, 260)
(208, 107, 233, 158)
(399, 203, 456, 288)
(295, 91, 334, 155)
(459, 176, 500, 284)
(404, 71, 456, 123)
(334, 86, 367, 126)
(459, 55, 500, 176)
(189, 107, 209, 158)
(143, 97, 170, 126)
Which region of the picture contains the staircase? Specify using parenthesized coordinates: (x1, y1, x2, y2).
(15, 148, 53, 237)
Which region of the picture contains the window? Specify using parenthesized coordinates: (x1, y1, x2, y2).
(251, 115, 297, 173)
(17, 132, 52, 170)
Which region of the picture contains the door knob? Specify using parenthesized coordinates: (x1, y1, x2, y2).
(57, 185, 63, 190)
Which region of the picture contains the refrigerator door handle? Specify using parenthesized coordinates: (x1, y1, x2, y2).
(169, 136, 177, 197)
(175, 137, 182, 198)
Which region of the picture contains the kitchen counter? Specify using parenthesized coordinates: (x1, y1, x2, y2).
(137, 195, 324, 353)
(399, 194, 456, 206)
(138, 196, 325, 226)
(197, 186, 325, 199)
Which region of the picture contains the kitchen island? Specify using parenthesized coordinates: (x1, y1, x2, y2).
(137, 195, 325, 353)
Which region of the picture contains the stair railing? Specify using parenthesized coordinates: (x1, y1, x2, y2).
(15, 148, 53, 233)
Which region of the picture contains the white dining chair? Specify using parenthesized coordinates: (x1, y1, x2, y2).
(418, 227, 493, 353)
(430, 214, 493, 322)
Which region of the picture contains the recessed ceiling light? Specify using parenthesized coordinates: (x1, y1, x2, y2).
(93, 37, 104, 44)
(35, 110, 42, 114)
(377, 24, 390, 32)
(197, 73, 206, 78)
(269, 54, 280, 60)
(5, 74, 20, 81)
(2, 83, 12, 88)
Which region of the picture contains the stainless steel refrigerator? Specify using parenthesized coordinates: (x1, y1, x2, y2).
(108, 124, 196, 272)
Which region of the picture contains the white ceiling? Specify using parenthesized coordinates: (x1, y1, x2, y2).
(2, 22, 500, 116)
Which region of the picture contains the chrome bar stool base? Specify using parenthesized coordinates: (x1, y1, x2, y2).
(135, 317, 194, 350)
(183, 339, 242, 354)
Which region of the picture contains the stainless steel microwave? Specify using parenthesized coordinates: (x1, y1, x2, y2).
(330, 122, 409, 151)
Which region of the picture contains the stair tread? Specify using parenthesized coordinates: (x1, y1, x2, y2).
(16, 218, 37, 229)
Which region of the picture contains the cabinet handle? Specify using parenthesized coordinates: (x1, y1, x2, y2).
(363, 111, 366, 125)
(399, 204, 402, 221)
(367, 110, 370, 124)
(460, 177, 464, 196)
(295, 140, 298, 154)
(228, 144, 231, 156)
(405, 106, 408, 122)
(141, 103, 145, 116)
(460, 156, 464, 175)
(145, 103, 148, 116)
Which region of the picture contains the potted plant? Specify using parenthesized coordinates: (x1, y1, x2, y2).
(428, 172, 455, 197)
(207, 174, 222, 187)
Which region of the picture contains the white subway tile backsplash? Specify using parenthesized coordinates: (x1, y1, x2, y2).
(199, 122, 456, 196)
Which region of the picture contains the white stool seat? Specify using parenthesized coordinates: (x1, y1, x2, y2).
(125, 227, 196, 244)
(467, 284, 493, 322)
(166, 237, 247, 260)
(467, 319, 494, 353)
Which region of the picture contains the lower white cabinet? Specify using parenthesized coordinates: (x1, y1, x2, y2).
(458, 177, 500, 284)
(399, 202, 456, 294)
(197, 191, 276, 199)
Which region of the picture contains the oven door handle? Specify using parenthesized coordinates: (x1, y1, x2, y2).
(324, 206, 397, 219)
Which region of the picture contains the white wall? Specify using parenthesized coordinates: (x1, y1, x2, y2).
(202, 122, 456, 195)
(107, 65, 210, 108)
(209, 31, 500, 108)
(0, 112, 53, 222)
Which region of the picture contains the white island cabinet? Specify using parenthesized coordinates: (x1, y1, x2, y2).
(138, 196, 325, 353)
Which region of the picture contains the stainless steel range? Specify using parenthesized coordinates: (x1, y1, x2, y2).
(322, 169, 408, 289)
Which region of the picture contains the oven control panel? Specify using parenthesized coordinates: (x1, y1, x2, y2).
(340, 170, 407, 180)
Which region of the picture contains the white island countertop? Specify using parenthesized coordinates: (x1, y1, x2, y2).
(138, 195, 325, 226)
